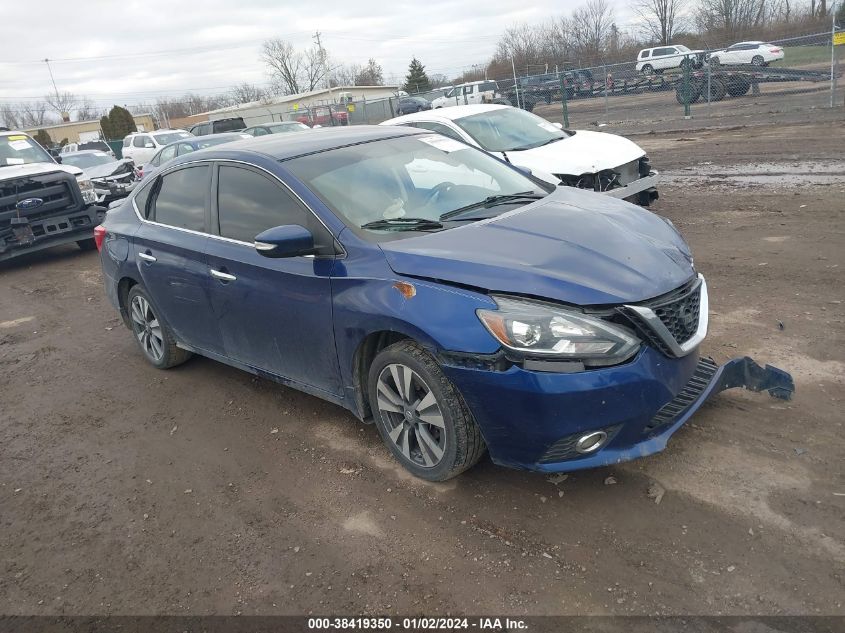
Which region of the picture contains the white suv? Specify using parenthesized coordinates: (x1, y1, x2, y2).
(121, 130, 192, 168)
(636, 45, 704, 74)
(431, 81, 500, 108)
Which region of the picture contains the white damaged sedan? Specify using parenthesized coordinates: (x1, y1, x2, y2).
(382, 104, 659, 205)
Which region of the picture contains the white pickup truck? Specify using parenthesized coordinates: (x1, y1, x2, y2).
(0, 129, 105, 261)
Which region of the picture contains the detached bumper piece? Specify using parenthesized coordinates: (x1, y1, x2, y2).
(535, 355, 795, 468)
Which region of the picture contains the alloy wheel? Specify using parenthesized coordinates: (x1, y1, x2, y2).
(130, 295, 164, 362)
(375, 363, 446, 468)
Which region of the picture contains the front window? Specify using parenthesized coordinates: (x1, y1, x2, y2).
(285, 134, 548, 236)
(60, 152, 114, 169)
(454, 107, 570, 152)
(153, 132, 191, 146)
(0, 135, 56, 166)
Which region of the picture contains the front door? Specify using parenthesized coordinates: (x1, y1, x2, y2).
(205, 163, 342, 396)
(133, 164, 222, 355)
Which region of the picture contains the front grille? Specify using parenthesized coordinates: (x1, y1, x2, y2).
(0, 174, 78, 224)
(620, 278, 702, 355)
(538, 424, 622, 464)
(643, 356, 718, 435)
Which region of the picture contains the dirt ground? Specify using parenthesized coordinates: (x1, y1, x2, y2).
(1, 119, 844, 618)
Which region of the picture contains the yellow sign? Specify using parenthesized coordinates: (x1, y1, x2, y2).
(835, 31, 845, 46)
(347, 104, 356, 112)
(293, 103, 299, 111)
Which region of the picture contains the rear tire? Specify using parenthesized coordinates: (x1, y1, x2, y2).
(77, 238, 97, 251)
(751, 55, 765, 66)
(707, 79, 727, 101)
(126, 286, 192, 370)
(367, 340, 486, 481)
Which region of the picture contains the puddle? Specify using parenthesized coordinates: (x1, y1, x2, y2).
(662, 160, 845, 188)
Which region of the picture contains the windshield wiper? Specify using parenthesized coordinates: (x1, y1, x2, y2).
(509, 136, 565, 151)
(360, 217, 444, 231)
(439, 192, 546, 221)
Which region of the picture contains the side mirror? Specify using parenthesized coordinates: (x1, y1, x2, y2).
(145, 142, 155, 149)
(552, 122, 563, 129)
(54, 155, 63, 163)
(254, 225, 315, 258)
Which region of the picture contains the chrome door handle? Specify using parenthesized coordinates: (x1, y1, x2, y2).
(138, 252, 156, 262)
(210, 269, 236, 282)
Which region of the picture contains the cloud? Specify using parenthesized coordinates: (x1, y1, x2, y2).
(0, 0, 636, 106)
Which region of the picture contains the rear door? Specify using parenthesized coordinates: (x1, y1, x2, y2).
(133, 164, 222, 355)
(205, 162, 342, 395)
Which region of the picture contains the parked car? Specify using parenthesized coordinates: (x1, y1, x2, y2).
(59, 150, 139, 202)
(188, 117, 247, 136)
(382, 104, 659, 205)
(396, 96, 432, 115)
(431, 81, 499, 108)
(707, 41, 784, 66)
(143, 132, 252, 178)
(636, 45, 705, 74)
(122, 130, 192, 170)
(1, 130, 105, 261)
(243, 122, 311, 136)
(96, 126, 792, 481)
(294, 105, 349, 127)
(62, 140, 116, 158)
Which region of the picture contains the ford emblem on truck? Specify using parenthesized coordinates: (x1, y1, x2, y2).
(16, 197, 44, 211)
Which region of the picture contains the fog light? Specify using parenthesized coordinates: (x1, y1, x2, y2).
(575, 431, 608, 454)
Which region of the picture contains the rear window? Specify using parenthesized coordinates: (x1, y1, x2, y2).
(212, 118, 246, 133)
(640, 50, 650, 59)
(150, 165, 209, 231)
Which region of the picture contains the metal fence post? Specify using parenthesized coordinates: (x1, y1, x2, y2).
(831, 8, 838, 108)
(706, 61, 712, 113)
(683, 58, 692, 118)
(603, 65, 609, 122)
(559, 74, 570, 128)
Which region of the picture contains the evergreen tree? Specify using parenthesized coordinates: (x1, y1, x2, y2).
(403, 58, 431, 93)
(101, 106, 137, 139)
(100, 115, 114, 140)
(33, 129, 52, 149)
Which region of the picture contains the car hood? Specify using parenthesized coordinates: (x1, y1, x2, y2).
(379, 188, 694, 306)
(82, 159, 134, 179)
(501, 130, 646, 176)
(0, 162, 83, 179)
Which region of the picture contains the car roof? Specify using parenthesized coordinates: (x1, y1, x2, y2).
(193, 125, 424, 161)
(384, 103, 507, 125)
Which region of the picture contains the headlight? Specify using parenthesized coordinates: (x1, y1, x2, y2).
(477, 296, 640, 365)
(76, 177, 98, 204)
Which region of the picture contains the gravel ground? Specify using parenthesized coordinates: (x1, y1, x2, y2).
(1, 119, 843, 617)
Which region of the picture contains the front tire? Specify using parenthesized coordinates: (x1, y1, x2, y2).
(752, 55, 765, 66)
(641, 64, 654, 75)
(368, 340, 486, 481)
(127, 286, 192, 369)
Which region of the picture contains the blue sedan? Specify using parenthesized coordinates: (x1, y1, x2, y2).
(96, 126, 793, 481)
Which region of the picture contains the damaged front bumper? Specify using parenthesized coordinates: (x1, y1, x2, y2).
(442, 347, 794, 473)
(0, 204, 107, 262)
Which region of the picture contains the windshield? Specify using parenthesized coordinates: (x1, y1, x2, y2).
(154, 132, 191, 145)
(0, 135, 55, 167)
(194, 136, 245, 150)
(454, 108, 570, 152)
(270, 122, 309, 133)
(61, 152, 114, 169)
(285, 134, 548, 235)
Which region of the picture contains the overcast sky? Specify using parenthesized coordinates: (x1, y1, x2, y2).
(0, 0, 638, 107)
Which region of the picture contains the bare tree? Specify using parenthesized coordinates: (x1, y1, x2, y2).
(19, 101, 53, 127)
(354, 58, 384, 86)
(635, 0, 687, 44)
(230, 83, 265, 104)
(0, 103, 21, 128)
(571, 0, 615, 59)
(75, 97, 100, 121)
(262, 38, 304, 95)
(303, 46, 329, 91)
(44, 91, 78, 119)
(329, 64, 359, 88)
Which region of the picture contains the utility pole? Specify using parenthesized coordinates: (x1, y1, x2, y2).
(313, 31, 330, 91)
(43, 58, 60, 101)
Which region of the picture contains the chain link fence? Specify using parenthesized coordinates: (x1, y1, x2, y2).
(221, 28, 842, 132)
